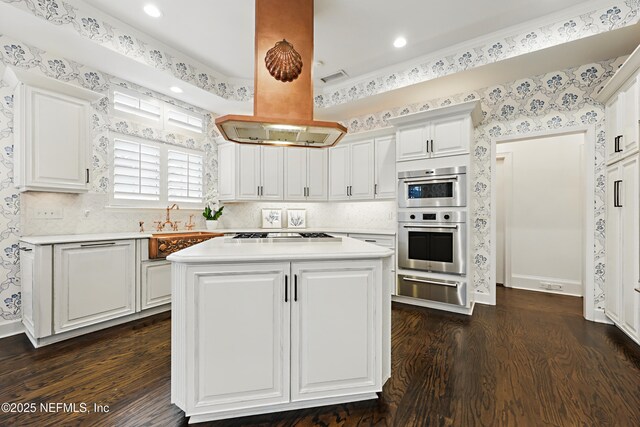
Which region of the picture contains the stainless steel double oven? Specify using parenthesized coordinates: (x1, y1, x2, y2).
(396, 166, 468, 306)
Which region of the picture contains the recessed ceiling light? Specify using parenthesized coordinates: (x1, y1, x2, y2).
(170, 86, 183, 93)
(393, 37, 407, 48)
(143, 4, 162, 18)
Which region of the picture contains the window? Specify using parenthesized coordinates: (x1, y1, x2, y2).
(110, 135, 204, 208)
(110, 86, 205, 135)
(168, 150, 203, 203)
(112, 89, 162, 122)
(165, 107, 204, 135)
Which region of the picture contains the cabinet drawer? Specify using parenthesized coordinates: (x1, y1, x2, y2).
(349, 234, 395, 248)
(397, 274, 466, 306)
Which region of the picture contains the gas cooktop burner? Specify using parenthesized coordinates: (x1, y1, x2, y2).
(229, 232, 340, 243)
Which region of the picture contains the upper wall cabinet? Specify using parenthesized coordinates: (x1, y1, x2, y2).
(217, 142, 284, 201)
(219, 133, 396, 203)
(284, 147, 327, 201)
(388, 101, 482, 162)
(597, 46, 640, 165)
(4, 67, 103, 193)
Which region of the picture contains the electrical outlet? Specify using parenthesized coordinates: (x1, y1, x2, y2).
(540, 281, 562, 291)
(32, 208, 63, 219)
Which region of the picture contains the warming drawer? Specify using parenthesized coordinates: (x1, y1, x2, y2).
(396, 274, 466, 306)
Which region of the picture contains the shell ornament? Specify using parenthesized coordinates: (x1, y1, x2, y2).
(265, 39, 303, 82)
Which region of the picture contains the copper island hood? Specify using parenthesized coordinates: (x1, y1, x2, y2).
(215, 0, 347, 148)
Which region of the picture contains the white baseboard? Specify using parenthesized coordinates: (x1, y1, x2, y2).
(0, 320, 24, 339)
(591, 309, 614, 324)
(474, 291, 495, 306)
(511, 274, 583, 296)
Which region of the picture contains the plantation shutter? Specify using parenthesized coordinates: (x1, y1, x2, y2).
(113, 91, 162, 121)
(113, 138, 161, 201)
(167, 150, 203, 203)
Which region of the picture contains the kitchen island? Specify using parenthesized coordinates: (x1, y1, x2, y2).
(167, 234, 394, 423)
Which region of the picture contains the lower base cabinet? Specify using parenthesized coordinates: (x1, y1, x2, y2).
(140, 260, 172, 310)
(172, 259, 383, 420)
(54, 240, 136, 333)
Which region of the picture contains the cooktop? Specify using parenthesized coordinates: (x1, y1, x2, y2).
(228, 232, 341, 243)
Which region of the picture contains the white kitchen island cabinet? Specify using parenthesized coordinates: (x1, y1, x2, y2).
(168, 236, 393, 423)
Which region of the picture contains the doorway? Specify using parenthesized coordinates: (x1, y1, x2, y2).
(490, 128, 596, 319)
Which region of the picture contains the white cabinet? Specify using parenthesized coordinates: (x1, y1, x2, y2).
(6, 67, 102, 193)
(141, 260, 172, 310)
(605, 156, 640, 343)
(223, 143, 284, 201)
(389, 101, 481, 162)
(349, 234, 396, 296)
(328, 140, 374, 200)
(598, 50, 640, 344)
(184, 263, 290, 412)
(373, 136, 396, 199)
(174, 259, 383, 419)
(53, 240, 136, 333)
(284, 148, 327, 200)
(291, 261, 380, 401)
(19, 237, 165, 347)
(217, 143, 236, 201)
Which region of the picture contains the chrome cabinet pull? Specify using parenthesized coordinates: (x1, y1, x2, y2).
(403, 277, 459, 287)
(19, 247, 32, 252)
(430, 140, 434, 153)
(86, 169, 90, 184)
(403, 225, 459, 230)
(80, 242, 117, 248)
(374, 183, 377, 195)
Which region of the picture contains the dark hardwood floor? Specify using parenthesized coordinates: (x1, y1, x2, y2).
(1, 287, 639, 426)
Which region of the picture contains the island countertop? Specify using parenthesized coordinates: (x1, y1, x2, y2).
(166, 235, 394, 263)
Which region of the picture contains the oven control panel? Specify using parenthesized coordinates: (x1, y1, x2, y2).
(398, 211, 465, 223)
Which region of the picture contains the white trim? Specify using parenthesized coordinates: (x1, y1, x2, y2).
(509, 274, 583, 296)
(592, 309, 614, 324)
(474, 291, 494, 306)
(0, 320, 24, 339)
(495, 152, 513, 288)
(490, 126, 596, 320)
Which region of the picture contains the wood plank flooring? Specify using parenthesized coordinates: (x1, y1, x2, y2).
(1, 287, 639, 426)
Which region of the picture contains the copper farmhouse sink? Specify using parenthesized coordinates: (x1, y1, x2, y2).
(149, 231, 224, 259)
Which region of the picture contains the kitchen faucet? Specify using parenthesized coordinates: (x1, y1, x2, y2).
(154, 204, 180, 231)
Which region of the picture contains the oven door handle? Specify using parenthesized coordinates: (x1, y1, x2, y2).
(403, 277, 459, 287)
(402, 175, 459, 184)
(403, 225, 459, 230)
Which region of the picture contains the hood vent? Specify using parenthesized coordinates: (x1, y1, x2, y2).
(215, 0, 347, 148)
(320, 69, 349, 84)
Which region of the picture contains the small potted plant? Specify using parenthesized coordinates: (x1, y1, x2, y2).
(203, 205, 224, 230)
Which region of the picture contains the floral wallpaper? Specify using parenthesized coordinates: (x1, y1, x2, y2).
(1, 0, 637, 109)
(341, 57, 626, 310)
(316, 1, 639, 108)
(0, 35, 218, 328)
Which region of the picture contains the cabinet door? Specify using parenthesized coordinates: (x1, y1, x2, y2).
(430, 115, 470, 158)
(605, 165, 621, 322)
(605, 97, 621, 164)
(141, 261, 171, 310)
(188, 264, 290, 412)
(306, 148, 328, 200)
(622, 77, 639, 156)
(396, 125, 428, 161)
(25, 87, 89, 192)
(284, 147, 307, 200)
(217, 143, 236, 201)
(53, 240, 136, 333)
(236, 144, 261, 200)
(620, 157, 640, 339)
(349, 140, 375, 200)
(328, 144, 350, 200)
(260, 146, 284, 200)
(290, 260, 380, 401)
(374, 136, 396, 199)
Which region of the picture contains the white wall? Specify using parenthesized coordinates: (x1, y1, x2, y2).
(496, 133, 584, 296)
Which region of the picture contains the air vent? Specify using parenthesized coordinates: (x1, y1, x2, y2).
(320, 69, 348, 84)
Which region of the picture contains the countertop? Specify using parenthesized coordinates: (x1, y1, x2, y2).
(167, 235, 394, 263)
(20, 228, 395, 245)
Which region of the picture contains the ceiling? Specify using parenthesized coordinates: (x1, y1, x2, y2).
(81, 0, 592, 83)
